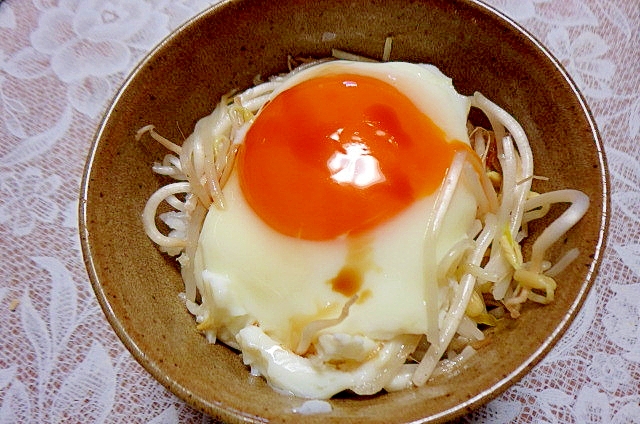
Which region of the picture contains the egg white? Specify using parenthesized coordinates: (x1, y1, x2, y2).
(192, 60, 478, 398)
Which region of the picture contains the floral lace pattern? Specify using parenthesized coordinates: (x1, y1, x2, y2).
(0, 0, 638, 422)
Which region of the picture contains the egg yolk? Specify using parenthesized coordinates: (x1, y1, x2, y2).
(238, 73, 466, 240)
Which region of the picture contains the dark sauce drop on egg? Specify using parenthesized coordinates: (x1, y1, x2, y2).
(328, 236, 377, 298)
(329, 266, 362, 297)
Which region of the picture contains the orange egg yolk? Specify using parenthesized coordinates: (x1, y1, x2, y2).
(238, 73, 467, 240)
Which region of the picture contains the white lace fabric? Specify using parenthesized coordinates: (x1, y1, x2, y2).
(0, 0, 638, 422)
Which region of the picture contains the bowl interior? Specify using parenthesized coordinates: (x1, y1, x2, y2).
(80, 0, 608, 422)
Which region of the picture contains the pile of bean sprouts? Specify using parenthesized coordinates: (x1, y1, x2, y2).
(139, 52, 589, 391)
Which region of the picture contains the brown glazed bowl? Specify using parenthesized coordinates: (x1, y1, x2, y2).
(79, 0, 608, 422)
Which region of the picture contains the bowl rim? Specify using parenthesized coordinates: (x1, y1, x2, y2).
(79, 0, 610, 421)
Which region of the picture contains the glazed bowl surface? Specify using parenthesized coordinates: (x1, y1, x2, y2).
(80, 0, 608, 422)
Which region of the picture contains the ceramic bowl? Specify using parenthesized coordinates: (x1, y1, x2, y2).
(79, 0, 608, 422)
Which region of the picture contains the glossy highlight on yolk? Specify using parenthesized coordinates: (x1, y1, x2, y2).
(238, 73, 467, 240)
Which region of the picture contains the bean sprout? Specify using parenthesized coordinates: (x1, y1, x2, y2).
(139, 56, 589, 394)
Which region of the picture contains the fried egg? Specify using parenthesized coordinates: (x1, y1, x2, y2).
(192, 60, 479, 398)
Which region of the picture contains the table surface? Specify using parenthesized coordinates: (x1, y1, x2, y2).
(1, 0, 638, 422)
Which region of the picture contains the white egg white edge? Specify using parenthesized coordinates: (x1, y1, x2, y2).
(177, 60, 485, 400)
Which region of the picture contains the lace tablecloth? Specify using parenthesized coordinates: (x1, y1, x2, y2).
(0, 0, 638, 422)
